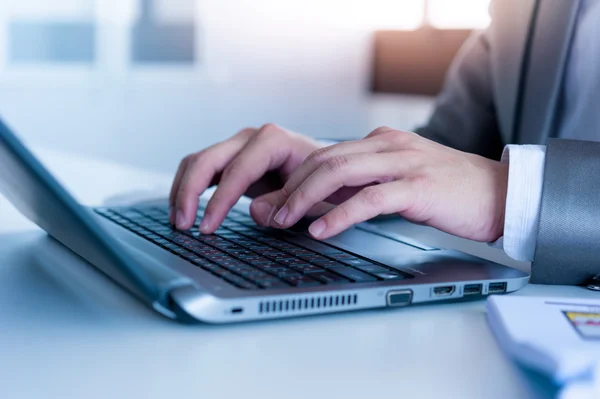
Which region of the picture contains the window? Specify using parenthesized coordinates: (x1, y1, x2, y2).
(364, 0, 491, 30)
(427, 0, 491, 29)
(0, 0, 201, 84)
(7, 0, 96, 64)
(131, 0, 196, 64)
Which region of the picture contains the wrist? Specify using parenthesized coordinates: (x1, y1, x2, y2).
(491, 161, 509, 242)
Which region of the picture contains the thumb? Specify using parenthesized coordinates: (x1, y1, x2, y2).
(249, 190, 281, 226)
(250, 190, 335, 227)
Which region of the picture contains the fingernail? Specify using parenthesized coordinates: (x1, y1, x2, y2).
(199, 213, 211, 233)
(309, 219, 326, 238)
(252, 201, 273, 224)
(267, 203, 280, 225)
(273, 205, 288, 226)
(175, 210, 186, 229)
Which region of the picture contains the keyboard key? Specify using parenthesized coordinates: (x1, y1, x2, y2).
(260, 250, 286, 257)
(276, 269, 303, 278)
(290, 237, 344, 254)
(212, 242, 244, 251)
(188, 256, 211, 266)
(201, 262, 221, 272)
(205, 253, 235, 262)
(312, 260, 348, 269)
(114, 210, 143, 219)
(329, 267, 377, 283)
(283, 275, 321, 287)
(297, 254, 328, 261)
(235, 254, 265, 261)
(289, 263, 326, 274)
(194, 235, 221, 242)
(314, 272, 350, 284)
(255, 264, 290, 274)
(339, 258, 379, 267)
(236, 269, 272, 280)
(275, 258, 307, 266)
(225, 265, 257, 274)
(171, 247, 192, 257)
(354, 264, 391, 274)
(206, 265, 227, 275)
(228, 226, 254, 232)
(242, 256, 271, 264)
(225, 214, 250, 221)
(223, 274, 257, 289)
(217, 232, 245, 240)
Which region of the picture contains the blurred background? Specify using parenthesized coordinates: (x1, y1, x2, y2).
(0, 0, 491, 173)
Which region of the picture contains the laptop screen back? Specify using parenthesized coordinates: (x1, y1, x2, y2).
(0, 119, 158, 302)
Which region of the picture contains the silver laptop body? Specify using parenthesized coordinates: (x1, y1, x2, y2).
(0, 119, 529, 323)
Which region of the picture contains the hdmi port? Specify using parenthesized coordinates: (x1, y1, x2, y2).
(433, 285, 455, 296)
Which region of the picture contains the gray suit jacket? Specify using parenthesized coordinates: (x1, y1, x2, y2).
(416, 0, 598, 285)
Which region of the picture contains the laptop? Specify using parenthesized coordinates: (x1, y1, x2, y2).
(0, 119, 529, 323)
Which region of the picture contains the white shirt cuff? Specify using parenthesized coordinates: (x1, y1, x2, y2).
(500, 145, 546, 262)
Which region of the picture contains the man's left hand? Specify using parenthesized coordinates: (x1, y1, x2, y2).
(267, 127, 509, 242)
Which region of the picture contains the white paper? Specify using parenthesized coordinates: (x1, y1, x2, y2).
(487, 296, 600, 385)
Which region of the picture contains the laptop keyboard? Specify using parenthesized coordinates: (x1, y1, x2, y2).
(94, 205, 412, 290)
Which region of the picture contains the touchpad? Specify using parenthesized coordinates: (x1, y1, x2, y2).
(323, 226, 426, 261)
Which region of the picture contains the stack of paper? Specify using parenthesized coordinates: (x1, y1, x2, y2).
(487, 296, 600, 398)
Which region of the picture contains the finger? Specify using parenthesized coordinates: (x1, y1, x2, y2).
(272, 152, 417, 228)
(307, 181, 415, 239)
(274, 138, 389, 213)
(169, 156, 191, 224)
(250, 190, 334, 226)
(249, 191, 281, 226)
(174, 130, 254, 229)
(201, 127, 295, 233)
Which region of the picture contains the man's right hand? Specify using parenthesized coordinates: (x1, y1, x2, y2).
(169, 124, 321, 233)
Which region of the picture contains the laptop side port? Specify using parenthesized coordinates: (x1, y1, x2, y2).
(488, 282, 507, 294)
(386, 290, 413, 307)
(463, 284, 482, 296)
(433, 285, 455, 296)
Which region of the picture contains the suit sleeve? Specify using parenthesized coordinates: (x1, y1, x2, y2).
(415, 30, 505, 160)
(531, 138, 600, 285)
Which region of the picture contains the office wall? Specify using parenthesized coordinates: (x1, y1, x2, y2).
(0, 0, 441, 173)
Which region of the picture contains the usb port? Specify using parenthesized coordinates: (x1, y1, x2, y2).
(463, 284, 482, 296)
(433, 285, 455, 296)
(488, 282, 507, 294)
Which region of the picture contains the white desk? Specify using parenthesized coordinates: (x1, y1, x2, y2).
(0, 149, 597, 399)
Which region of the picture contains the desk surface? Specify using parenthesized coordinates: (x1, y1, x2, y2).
(1, 149, 596, 399)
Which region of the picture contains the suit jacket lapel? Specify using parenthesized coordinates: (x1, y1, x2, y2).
(489, 0, 537, 144)
(517, 0, 581, 144)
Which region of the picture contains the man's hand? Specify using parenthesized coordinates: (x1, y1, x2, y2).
(269, 127, 509, 242)
(169, 124, 321, 232)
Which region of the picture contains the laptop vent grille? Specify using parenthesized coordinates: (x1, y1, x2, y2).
(258, 293, 358, 314)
